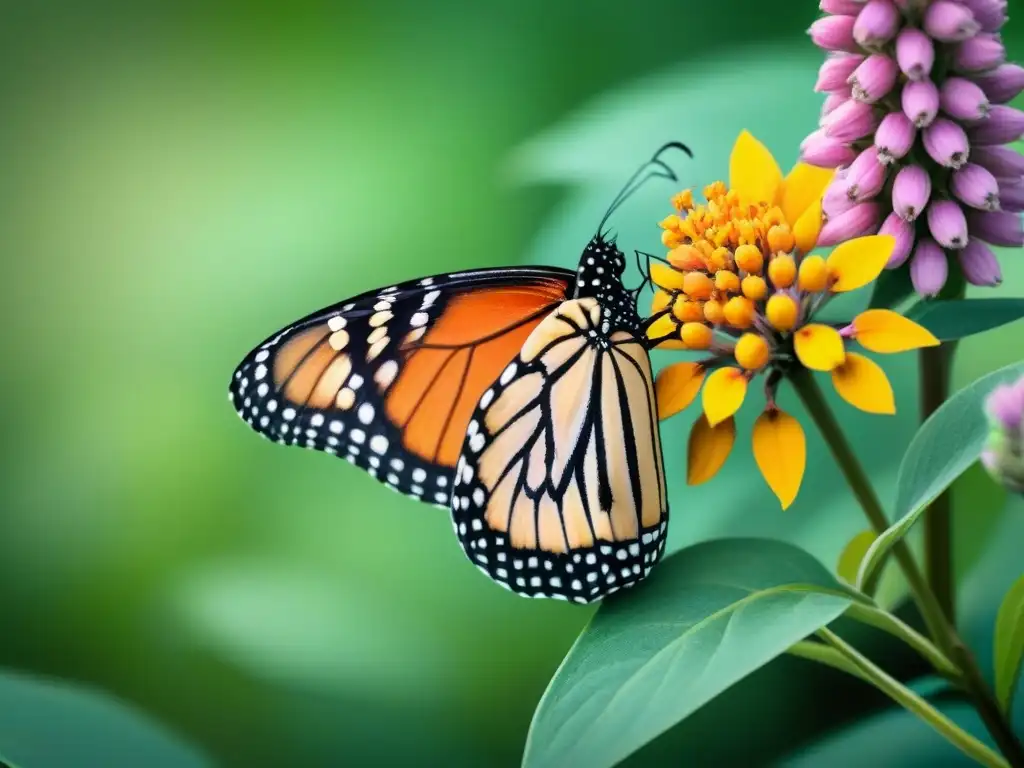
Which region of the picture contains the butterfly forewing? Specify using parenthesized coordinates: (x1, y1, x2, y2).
(450, 297, 669, 603)
(229, 268, 574, 505)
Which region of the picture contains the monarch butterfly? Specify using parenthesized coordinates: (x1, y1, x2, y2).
(229, 142, 691, 603)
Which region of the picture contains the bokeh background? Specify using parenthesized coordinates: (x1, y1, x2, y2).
(1, 2, 1023, 766)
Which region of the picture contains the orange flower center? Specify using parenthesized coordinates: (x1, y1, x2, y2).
(648, 181, 828, 368)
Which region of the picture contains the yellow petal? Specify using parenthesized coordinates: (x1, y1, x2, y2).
(794, 324, 847, 371)
(702, 367, 748, 427)
(651, 262, 686, 292)
(645, 313, 678, 343)
(827, 234, 896, 293)
(831, 352, 896, 414)
(687, 414, 736, 485)
(650, 289, 673, 315)
(780, 163, 835, 228)
(729, 130, 783, 206)
(852, 309, 941, 353)
(752, 408, 806, 510)
(792, 197, 823, 254)
(655, 362, 706, 420)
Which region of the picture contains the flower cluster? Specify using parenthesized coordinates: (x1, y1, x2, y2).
(982, 374, 1024, 492)
(803, 0, 1024, 296)
(650, 132, 940, 509)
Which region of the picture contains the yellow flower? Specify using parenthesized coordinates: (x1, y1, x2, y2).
(649, 131, 940, 510)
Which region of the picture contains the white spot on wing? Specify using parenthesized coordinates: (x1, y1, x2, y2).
(358, 403, 375, 424)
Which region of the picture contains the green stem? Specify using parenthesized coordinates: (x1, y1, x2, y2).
(845, 601, 960, 679)
(790, 368, 1024, 767)
(789, 367, 949, 646)
(818, 628, 1009, 768)
(787, 640, 871, 684)
(920, 341, 958, 625)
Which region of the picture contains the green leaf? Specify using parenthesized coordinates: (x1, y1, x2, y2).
(995, 574, 1024, 716)
(523, 538, 855, 768)
(868, 268, 915, 310)
(0, 670, 208, 768)
(836, 530, 876, 585)
(857, 361, 1024, 588)
(907, 298, 1024, 341)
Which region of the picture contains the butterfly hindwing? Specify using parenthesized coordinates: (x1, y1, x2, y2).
(229, 267, 575, 505)
(450, 297, 669, 603)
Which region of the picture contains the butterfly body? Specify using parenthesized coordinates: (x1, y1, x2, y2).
(229, 141, 691, 603)
(229, 235, 669, 602)
(570, 234, 639, 332)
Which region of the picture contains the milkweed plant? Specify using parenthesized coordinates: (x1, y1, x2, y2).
(522, 2, 1024, 767)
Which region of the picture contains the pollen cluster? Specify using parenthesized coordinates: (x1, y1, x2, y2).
(648, 181, 820, 365)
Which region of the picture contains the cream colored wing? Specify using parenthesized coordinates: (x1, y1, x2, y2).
(450, 298, 669, 603)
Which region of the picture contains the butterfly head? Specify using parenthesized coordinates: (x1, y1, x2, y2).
(572, 233, 638, 330)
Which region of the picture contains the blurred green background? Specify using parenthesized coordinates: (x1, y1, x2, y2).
(1, 3, 1022, 766)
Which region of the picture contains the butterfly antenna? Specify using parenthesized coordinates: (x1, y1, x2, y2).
(597, 141, 694, 237)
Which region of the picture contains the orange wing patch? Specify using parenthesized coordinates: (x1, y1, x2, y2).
(229, 266, 576, 508)
(385, 286, 564, 466)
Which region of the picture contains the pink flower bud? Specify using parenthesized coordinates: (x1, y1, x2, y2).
(854, 0, 901, 47)
(823, 98, 880, 141)
(923, 118, 971, 168)
(1000, 182, 1024, 213)
(911, 238, 949, 297)
(879, 211, 916, 267)
(968, 210, 1024, 246)
(892, 164, 932, 221)
(815, 54, 864, 92)
(809, 15, 860, 53)
(895, 28, 935, 81)
(800, 129, 858, 167)
(968, 105, 1024, 146)
(973, 64, 1024, 104)
(954, 33, 1006, 72)
(843, 146, 886, 201)
(850, 54, 899, 103)
(817, 202, 883, 246)
(959, 0, 1008, 33)
(821, 90, 851, 118)
(952, 164, 1001, 211)
(972, 145, 1024, 180)
(958, 238, 1002, 286)
(875, 111, 916, 165)
(823, 179, 859, 218)
(924, 0, 981, 41)
(821, 0, 868, 13)
(985, 379, 1024, 435)
(902, 79, 940, 127)
(939, 77, 990, 121)
(927, 200, 969, 248)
